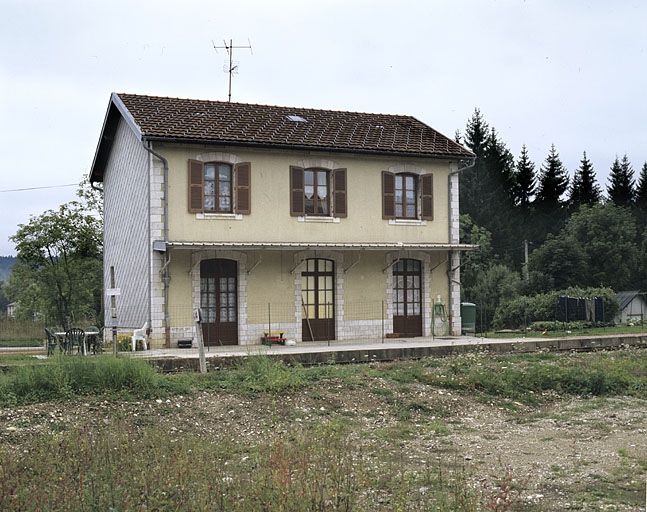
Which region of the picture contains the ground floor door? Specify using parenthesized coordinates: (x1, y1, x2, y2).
(200, 259, 238, 346)
(392, 258, 422, 337)
(301, 258, 335, 341)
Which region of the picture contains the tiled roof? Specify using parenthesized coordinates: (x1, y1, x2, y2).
(114, 93, 474, 158)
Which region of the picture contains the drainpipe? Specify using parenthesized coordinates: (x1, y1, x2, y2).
(447, 158, 476, 334)
(142, 140, 170, 347)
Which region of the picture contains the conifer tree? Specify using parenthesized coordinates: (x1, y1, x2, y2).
(634, 162, 647, 210)
(569, 151, 601, 209)
(512, 144, 535, 207)
(607, 154, 635, 207)
(535, 144, 569, 207)
(460, 108, 489, 225)
(533, 144, 569, 240)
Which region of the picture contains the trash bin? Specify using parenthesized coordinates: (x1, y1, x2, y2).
(461, 302, 476, 334)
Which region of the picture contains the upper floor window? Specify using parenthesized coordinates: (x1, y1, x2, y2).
(188, 159, 251, 214)
(382, 171, 433, 221)
(205, 163, 232, 212)
(290, 166, 347, 218)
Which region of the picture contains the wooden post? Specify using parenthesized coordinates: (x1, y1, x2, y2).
(194, 309, 207, 373)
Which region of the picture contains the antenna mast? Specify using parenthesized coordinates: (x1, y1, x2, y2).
(212, 38, 253, 102)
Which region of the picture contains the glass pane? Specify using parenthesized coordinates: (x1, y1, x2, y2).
(305, 305, 316, 318)
(304, 185, 314, 199)
(317, 186, 327, 200)
(219, 197, 231, 211)
(220, 182, 231, 195)
(204, 181, 215, 194)
(317, 171, 327, 185)
(406, 175, 415, 189)
(204, 196, 215, 210)
(395, 204, 403, 217)
(396, 303, 404, 315)
(219, 165, 231, 180)
(204, 165, 216, 179)
(318, 290, 328, 304)
(304, 171, 314, 186)
(406, 204, 416, 217)
(318, 305, 328, 319)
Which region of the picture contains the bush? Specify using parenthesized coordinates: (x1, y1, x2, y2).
(493, 287, 619, 330)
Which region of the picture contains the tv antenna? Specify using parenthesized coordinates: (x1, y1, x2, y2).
(213, 38, 253, 102)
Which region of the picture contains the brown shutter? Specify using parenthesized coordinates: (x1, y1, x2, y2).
(421, 173, 434, 220)
(234, 162, 251, 214)
(382, 171, 395, 219)
(188, 159, 204, 213)
(333, 168, 347, 218)
(290, 166, 304, 216)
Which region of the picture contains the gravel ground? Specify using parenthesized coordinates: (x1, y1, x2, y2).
(2, 378, 646, 510)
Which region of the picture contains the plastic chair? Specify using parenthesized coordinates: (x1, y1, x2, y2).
(84, 326, 102, 354)
(44, 328, 58, 356)
(131, 322, 148, 351)
(66, 328, 86, 355)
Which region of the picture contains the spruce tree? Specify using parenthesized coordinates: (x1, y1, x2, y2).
(460, 108, 490, 225)
(513, 144, 536, 207)
(533, 144, 569, 240)
(535, 144, 569, 207)
(569, 151, 601, 209)
(607, 154, 635, 207)
(634, 162, 647, 210)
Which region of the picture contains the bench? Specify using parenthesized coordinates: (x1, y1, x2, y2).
(262, 331, 286, 346)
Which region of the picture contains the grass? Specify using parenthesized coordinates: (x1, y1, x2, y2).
(0, 349, 646, 510)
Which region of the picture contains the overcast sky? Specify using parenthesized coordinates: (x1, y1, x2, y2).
(1, 0, 646, 256)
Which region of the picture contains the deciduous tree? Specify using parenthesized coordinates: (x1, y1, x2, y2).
(4, 183, 103, 329)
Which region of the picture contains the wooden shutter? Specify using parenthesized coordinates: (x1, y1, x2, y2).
(382, 171, 395, 219)
(421, 173, 434, 220)
(290, 166, 304, 216)
(333, 168, 347, 218)
(234, 162, 251, 214)
(188, 159, 204, 213)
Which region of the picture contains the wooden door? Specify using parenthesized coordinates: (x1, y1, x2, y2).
(200, 259, 238, 346)
(392, 259, 422, 337)
(301, 258, 335, 341)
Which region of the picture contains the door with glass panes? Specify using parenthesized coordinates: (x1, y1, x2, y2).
(392, 259, 422, 337)
(200, 259, 238, 346)
(301, 258, 335, 341)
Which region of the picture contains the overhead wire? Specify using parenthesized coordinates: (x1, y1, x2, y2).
(0, 184, 77, 193)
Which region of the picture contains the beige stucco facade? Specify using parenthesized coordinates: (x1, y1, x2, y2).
(140, 142, 465, 347)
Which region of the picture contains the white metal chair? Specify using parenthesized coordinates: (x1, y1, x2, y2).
(131, 322, 148, 351)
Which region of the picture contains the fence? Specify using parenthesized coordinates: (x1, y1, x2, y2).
(97, 300, 458, 348)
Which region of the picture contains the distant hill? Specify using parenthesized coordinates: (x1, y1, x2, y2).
(0, 256, 16, 283)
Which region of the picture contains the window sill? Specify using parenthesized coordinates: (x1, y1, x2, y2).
(196, 213, 243, 220)
(298, 215, 340, 223)
(388, 219, 428, 226)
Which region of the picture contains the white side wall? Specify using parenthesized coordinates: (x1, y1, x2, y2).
(103, 119, 150, 331)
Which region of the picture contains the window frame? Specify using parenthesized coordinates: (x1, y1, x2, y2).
(290, 166, 347, 218)
(382, 171, 433, 221)
(188, 159, 251, 215)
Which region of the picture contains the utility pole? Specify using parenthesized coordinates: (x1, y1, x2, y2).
(213, 39, 253, 102)
(523, 240, 530, 281)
